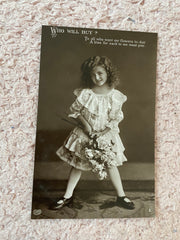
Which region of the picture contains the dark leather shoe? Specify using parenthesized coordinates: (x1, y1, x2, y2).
(116, 196, 135, 210)
(49, 197, 73, 210)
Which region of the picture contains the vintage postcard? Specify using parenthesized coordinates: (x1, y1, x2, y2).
(31, 26, 157, 219)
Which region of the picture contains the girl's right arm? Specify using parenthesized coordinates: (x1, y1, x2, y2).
(77, 115, 92, 135)
(68, 89, 92, 135)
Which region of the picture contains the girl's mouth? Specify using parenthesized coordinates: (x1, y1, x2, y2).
(97, 79, 103, 83)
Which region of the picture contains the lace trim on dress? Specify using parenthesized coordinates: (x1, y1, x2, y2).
(70, 88, 111, 117)
(69, 88, 127, 121)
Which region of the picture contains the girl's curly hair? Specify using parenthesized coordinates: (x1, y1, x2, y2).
(81, 56, 120, 88)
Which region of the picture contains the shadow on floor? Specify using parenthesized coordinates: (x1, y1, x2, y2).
(32, 191, 155, 219)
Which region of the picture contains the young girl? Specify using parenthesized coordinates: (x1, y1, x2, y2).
(51, 56, 135, 210)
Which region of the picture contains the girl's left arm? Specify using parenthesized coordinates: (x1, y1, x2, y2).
(106, 91, 127, 130)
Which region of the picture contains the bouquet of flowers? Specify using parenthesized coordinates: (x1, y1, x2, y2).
(84, 135, 117, 180)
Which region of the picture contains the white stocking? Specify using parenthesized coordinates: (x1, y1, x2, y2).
(108, 166, 126, 198)
(63, 167, 82, 199)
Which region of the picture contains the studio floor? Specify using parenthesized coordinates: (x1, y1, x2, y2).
(31, 191, 155, 219)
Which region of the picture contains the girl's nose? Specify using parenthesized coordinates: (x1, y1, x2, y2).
(95, 74, 100, 80)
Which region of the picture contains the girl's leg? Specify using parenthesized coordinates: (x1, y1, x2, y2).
(63, 167, 82, 199)
(50, 167, 81, 210)
(108, 166, 126, 198)
(108, 166, 135, 209)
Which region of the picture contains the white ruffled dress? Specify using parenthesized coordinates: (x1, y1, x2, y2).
(56, 88, 127, 171)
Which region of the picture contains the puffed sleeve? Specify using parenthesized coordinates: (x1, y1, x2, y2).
(68, 88, 91, 119)
(68, 89, 83, 119)
(106, 90, 127, 130)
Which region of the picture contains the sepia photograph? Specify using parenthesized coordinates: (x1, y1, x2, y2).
(31, 25, 157, 219)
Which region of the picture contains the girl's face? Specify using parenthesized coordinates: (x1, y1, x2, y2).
(91, 66, 107, 87)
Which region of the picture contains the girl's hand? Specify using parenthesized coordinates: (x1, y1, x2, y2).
(90, 127, 111, 138)
(90, 132, 101, 138)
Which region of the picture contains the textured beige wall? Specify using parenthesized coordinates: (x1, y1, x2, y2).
(1, 0, 180, 239)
